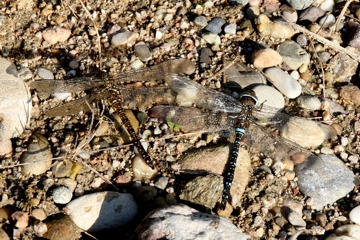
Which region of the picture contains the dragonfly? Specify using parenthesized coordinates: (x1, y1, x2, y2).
(31, 59, 196, 169)
(30, 58, 337, 210)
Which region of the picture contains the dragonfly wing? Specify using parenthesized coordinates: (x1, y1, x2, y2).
(246, 121, 325, 171)
(30, 77, 105, 93)
(110, 58, 196, 83)
(164, 74, 243, 113)
(45, 91, 111, 117)
(118, 86, 177, 111)
(149, 105, 235, 133)
(253, 105, 337, 148)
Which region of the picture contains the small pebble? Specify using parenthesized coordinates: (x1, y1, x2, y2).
(204, 17, 226, 34)
(224, 23, 236, 35)
(12, 211, 29, 229)
(134, 42, 152, 62)
(319, 14, 335, 28)
(42, 26, 71, 45)
(69, 61, 79, 69)
(111, 29, 138, 46)
(51, 186, 73, 204)
(296, 95, 321, 110)
(349, 206, 360, 225)
(286, 0, 313, 10)
(130, 59, 143, 69)
(132, 155, 158, 181)
(319, 0, 334, 11)
(202, 32, 221, 45)
(31, 208, 47, 221)
(252, 48, 282, 69)
(193, 16, 208, 28)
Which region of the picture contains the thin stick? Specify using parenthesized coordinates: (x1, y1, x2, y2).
(333, 0, 353, 33)
(206, 60, 236, 81)
(282, 17, 360, 63)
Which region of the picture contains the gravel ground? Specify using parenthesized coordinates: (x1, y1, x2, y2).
(1, 0, 360, 239)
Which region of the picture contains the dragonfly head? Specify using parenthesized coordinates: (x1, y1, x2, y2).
(238, 90, 258, 106)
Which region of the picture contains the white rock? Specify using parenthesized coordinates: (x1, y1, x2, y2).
(326, 235, 357, 240)
(66, 191, 138, 232)
(0, 58, 31, 141)
(132, 155, 158, 181)
(224, 23, 237, 35)
(281, 117, 333, 147)
(349, 206, 360, 225)
(111, 29, 138, 46)
(132, 204, 250, 240)
(264, 67, 302, 99)
(334, 224, 360, 239)
(297, 95, 321, 110)
(319, 0, 334, 12)
(202, 33, 221, 45)
(319, 14, 335, 28)
(130, 59, 143, 69)
(51, 186, 72, 204)
(42, 26, 71, 45)
(252, 85, 285, 109)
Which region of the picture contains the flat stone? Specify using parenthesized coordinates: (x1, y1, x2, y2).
(179, 145, 251, 208)
(253, 48, 282, 69)
(297, 95, 321, 110)
(193, 16, 208, 28)
(132, 204, 250, 240)
(286, 0, 313, 10)
(111, 29, 138, 46)
(256, 14, 297, 39)
(66, 191, 138, 232)
(202, 32, 221, 45)
(20, 133, 53, 175)
(264, 67, 302, 99)
(277, 40, 310, 70)
(204, 17, 226, 34)
(134, 42, 152, 62)
(42, 26, 71, 45)
(251, 85, 285, 109)
(349, 206, 360, 225)
(324, 53, 358, 83)
(296, 154, 355, 210)
(299, 7, 325, 22)
(224, 23, 236, 35)
(280, 117, 336, 148)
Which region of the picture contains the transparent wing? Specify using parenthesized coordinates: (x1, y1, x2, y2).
(253, 105, 337, 148)
(246, 121, 325, 171)
(30, 77, 106, 93)
(149, 105, 236, 134)
(164, 74, 243, 113)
